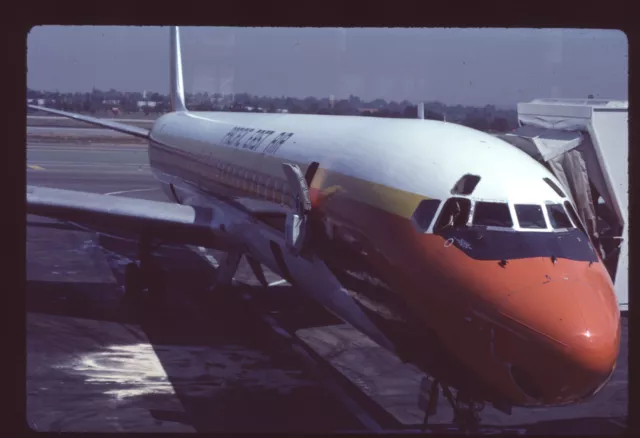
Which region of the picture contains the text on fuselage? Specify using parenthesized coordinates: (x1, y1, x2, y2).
(221, 126, 295, 154)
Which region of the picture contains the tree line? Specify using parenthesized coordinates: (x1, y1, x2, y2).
(27, 88, 518, 133)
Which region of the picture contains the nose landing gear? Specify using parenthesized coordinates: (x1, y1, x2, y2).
(419, 377, 485, 434)
(451, 392, 484, 433)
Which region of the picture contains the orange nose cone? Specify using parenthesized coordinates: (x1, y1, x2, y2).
(503, 277, 620, 404)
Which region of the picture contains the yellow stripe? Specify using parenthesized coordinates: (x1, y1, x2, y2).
(151, 139, 431, 220)
(27, 165, 45, 170)
(312, 168, 428, 219)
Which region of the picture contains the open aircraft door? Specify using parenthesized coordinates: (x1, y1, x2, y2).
(496, 104, 628, 313)
(280, 161, 320, 255)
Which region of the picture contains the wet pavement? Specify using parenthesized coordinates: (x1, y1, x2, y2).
(27, 216, 366, 433)
(26, 139, 628, 433)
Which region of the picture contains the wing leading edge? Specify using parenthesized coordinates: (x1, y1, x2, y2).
(27, 185, 237, 250)
(27, 104, 150, 139)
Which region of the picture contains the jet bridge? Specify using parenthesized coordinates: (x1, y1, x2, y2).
(495, 98, 628, 312)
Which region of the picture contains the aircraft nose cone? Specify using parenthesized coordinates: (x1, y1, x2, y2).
(503, 277, 620, 403)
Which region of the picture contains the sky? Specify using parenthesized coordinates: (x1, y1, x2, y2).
(27, 26, 628, 107)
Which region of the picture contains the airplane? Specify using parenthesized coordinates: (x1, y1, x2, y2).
(27, 26, 621, 432)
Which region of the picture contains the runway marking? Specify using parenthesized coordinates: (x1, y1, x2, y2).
(195, 246, 220, 268)
(27, 143, 148, 149)
(104, 188, 159, 196)
(28, 115, 156, 123)
(27, 165, 45, 170)
(204, 254, 219, 268)
(27, 150, 145, 155)
(268, 279, 289, 287)
(26, 161, 149, 167)
(190, 246, 383, 433)
(27, 143, 148, 150)
(205, 256, 219, 267)
(27, 145, 148, 150)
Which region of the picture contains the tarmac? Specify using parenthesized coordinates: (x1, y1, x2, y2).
(26, 128, 628, 434)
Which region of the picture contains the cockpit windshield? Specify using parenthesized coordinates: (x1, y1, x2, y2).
(473, 202, 513, 227)
(563, 200, 588, 234)
(546, 203, 574, 229)
(515, 204, 547, 229)
(430, 197, 596, 263)
(430, 197, 581, 234)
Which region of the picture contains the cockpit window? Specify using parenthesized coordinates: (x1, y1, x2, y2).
(546, 204, 574, 229)
(451, 174, 481, 195)
(434, 198, 471, 232)
(515, 204, 547, 229)
(543, 177, 566, 198)
(564, 200, 587, 234)
(412, 199, 441, 231)
(473, 202, 513, 227)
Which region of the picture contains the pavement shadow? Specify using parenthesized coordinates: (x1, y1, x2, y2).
(27, 219, 86, 233)
(27, 280, 127, 323)
(27, 232, 363, 432)
(93, 234, 365, 432)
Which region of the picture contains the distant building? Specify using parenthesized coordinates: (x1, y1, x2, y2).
(276, 109, 289, 113)
(358, 108, 380, 114)
(27, 98, 45, 106)
(102, 99, 120, 105)
(137, 101, 157, 108)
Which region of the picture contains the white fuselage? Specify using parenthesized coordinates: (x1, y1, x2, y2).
(148, 111, 569, 223)
(140, 110, 619, 408)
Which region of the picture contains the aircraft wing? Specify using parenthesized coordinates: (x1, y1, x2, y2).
(27, 185, 239, 250)
(27, 104, 150, 139)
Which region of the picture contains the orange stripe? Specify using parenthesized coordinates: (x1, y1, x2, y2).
(313, 183, 618, 406)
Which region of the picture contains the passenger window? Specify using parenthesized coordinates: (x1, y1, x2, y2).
(515, 204, 547, 229)
(543, 177, 566, 198)
(273, 180, 281, 202)
(473, 202, 513, 227)
(254, 176, 261, 196)
(546, 204, 573, 229)
(277, 180, 286, 203)
(451, 174, 481, 195)
(412, 199, 442, 231)
(257, 175, 267, 198)
(434, 198, 471, 232)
